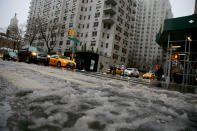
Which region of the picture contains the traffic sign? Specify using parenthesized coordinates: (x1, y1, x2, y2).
(68, 37, 80, 43)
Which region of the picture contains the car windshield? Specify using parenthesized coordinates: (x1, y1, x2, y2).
(8, 52, 17, 56)
(29, 46, 38, 52)
(37, 48, 45, 52)
(127, 68, 134, 70)
(146, 73, 153, 75)
(59, 56, 69, 60)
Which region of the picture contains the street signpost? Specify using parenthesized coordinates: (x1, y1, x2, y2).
(68, 37, 80, 43)
(67, 29, 80, 60)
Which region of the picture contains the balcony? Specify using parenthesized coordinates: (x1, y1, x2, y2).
(105, 0, 117, 6)
(102, 14, 115, 24)
(103, 5, 116, 14)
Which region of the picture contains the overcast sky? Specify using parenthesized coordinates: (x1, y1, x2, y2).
(0, 0, 196, 30)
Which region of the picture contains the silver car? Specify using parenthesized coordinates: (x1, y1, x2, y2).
(124, 68, 139, 77)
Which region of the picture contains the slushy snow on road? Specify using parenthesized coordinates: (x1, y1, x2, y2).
(0, 60, 197, 131)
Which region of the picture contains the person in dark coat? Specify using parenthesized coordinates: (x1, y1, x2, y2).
(112, 65, 116, 75)
(157, 67, 164, 80)
(110, 65, 113, 74)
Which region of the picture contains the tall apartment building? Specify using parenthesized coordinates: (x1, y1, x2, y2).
(27, 0, 139, 70)
(195, 0, 197, 14)
(131, 0, 172, 71)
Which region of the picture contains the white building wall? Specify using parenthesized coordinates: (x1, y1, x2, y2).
(131, 0, 172, 71)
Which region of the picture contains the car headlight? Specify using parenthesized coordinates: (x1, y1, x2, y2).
(32, 52, 37, 56)
(47, 55, 50, 58)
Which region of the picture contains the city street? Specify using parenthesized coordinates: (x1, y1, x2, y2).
(0, 60, 197, 131)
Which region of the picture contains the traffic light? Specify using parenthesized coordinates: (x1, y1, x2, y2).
(171, 54, 179, 60)
(72, 29, 76, 36)
(68, 29, 72, 36)
(68, 29, 76, 36)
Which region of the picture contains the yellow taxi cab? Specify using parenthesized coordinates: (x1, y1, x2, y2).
(142, 72, 156, 79)
(106, 67, 121, 75)
(49, 55, 76, 68)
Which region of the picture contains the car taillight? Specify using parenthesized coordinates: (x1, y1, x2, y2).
(196, 75, 197, 81)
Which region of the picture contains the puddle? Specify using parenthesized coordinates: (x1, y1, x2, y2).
(151, 80, 197, 94)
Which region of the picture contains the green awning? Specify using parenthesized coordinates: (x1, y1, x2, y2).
(156, 14, 197, 48)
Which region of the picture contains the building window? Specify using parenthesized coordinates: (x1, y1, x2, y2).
(62, 25, 65, 29)
(124, 31, 129, 37)
(95, 12, 100, 18)
(107, 34, 109, 39)
(69, 23, 73, 28)
(101, 42, 103, 47)
(122, 48, 127, 54)
(121, 57, 125, 62)
(106, 43, 108, 48)
(63, 16, 67, 21)
(93, 22, 99, 27)
(115, 35, 121, 41)
(59, 41, 63, 46)
(87, 23, 89, 28)
(66, 40, 70, 45)
(91, 41, 96, 46)
(113, 54, 118, 60)
(88, 15, 91, 19)
(114, 44, 120, 50)
(116, 25, 122, 32)
(92, 31, 97, 37)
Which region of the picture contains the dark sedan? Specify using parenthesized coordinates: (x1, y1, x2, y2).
(3, 51, 18, 61)
(18, 45, 50, 65)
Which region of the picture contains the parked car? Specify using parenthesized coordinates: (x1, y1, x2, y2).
(18, 45, 50, 65)
(106, 67, 121, 75)
(143, 72, 156, 79)
(124, 68, 139, 77)
(3, 51, 18, 61)
(49, 55, 76, 68)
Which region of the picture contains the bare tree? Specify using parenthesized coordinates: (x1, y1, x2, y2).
(15, 27, 25, 51)
(39, 20, 62, 54)
(25, 17, 41, 46)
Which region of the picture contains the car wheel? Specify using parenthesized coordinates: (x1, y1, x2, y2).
(26, 56, 31, 63)
(57, 62, 61, 67)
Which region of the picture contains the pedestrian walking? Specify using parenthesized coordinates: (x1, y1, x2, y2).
(110, 65, 113, 74)
(121, 65, 125, 76)
(112, 65, 116, 75)
(99, 63, 104, 72)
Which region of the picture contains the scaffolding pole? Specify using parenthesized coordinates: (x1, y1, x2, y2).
(182, 36, 187, 87)
(186, 40, 191, 84)
(166, 33, 171, 88)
